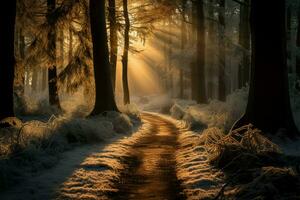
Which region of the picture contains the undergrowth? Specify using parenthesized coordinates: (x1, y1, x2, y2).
(0, 112, 140, 191)
(203, 125, 300, 200)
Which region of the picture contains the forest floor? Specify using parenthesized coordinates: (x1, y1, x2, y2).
(1, 108, 299, 200)
(0, 113, 186, 200)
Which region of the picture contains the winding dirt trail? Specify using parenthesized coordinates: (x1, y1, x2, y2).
(111, 113, 185, 200)
(0, 113, 185, 200)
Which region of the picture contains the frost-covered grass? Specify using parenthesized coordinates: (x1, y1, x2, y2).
(170, 88, 248, 132)
(0, 111, 140, 191)
(175, 123, 300, 200)
(172, 87, 300, 200)
(132, 94, 173, 113)
(56, 121, 152, 200)
(175, 128, 224, 200)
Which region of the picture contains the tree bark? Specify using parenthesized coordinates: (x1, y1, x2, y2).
(287, 6, 292, 73)
(19, 30, 25, 94)
(207, 0, 215, 100)
(218, 0, 226, 101)
(47, 0, 61, 109)
(296, 5, 300, 78)
(90, 0, 118, 114)
(168, 17, 174, 97)
(191, 2, 197, 100)
(238, 0, 250, 88)
(179, 0, 187, 99)
(108, 0, 118, 92)
(195, 0, 207, 103)
(32, 67, 38, 92)
(41, 68, 47, 91)
(232, 0, 299, 137)
(0, 0, 16, 120)
(122, 0, 130, 105)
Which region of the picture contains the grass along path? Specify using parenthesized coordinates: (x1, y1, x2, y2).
(0, 113, 186, 200)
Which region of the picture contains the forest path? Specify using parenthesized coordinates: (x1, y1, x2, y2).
(0, 113, 185, 200)
(110, 113, 185, 200)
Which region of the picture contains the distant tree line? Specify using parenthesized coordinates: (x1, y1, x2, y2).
(0, 0, 298, 137)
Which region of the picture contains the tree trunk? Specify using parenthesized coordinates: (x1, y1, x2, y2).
(191, 2, 197, 100)
(90, 0, 118, 114)
(195, 0, 207, 103)
(238, 0, 250, 88)
(179, 0, 187, 99)
(207, 0, 215, 100)
(168, 17, 174, 97)
(287, 6, 293, 73)
(19, 30, 25, 59)
(47, 0, 61, 109)
(41, 68, 47, 91)
(163, 20, 169, 91)
(218, 0, 226, 101)
(20, 30, 25, 94)
(232, 0, 299, 137)
(32, 67, 38, 92)
(122, 0, 130, 105)
(0, 0, 16, 120)
(296, 5, 300, 78)
(108, 0, 118, 92)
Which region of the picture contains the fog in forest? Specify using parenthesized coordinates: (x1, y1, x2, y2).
(1, 0, 300, 199)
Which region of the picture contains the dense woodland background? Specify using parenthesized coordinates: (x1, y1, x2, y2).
(0, 0, 300, 199)
(0, 0, 299, 135)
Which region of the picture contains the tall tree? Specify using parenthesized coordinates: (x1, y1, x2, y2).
(168, 17, 174, 97)
(296, 4, 300, 79)
(0, 0, 16, 121)
(179, 0, 187, 99)
(218, 0, 226, 101)
(191, 1, 197, 101)
(287, 6, 292, 73)
(232, 0, 299, 137)
(194, 0, 207, 103)
(238, 0, 250, 88)
(108, 0, 118, 91)
(207, 0, 215, 100)
(47, 0, 61, 109)
(90, 0, 118, 114)
(122, 0, 130, 105)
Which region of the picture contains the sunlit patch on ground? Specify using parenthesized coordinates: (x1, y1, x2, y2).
(56, 123, 151, 199)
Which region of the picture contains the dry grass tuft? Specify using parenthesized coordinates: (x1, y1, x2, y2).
(0, 112, 139, 190)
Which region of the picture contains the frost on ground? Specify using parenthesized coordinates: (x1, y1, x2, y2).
(56, 123, 151, 200)
(132, 94, 173, 113)
(0, 111, 140, 192)
(175, 127, 225, 200)
(170, 88, 248, 132)
(175, 122, 300, 199)
(173, 88, 300, 200)
(0, 113, 182, 200)
(56, 113, 185, 200)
